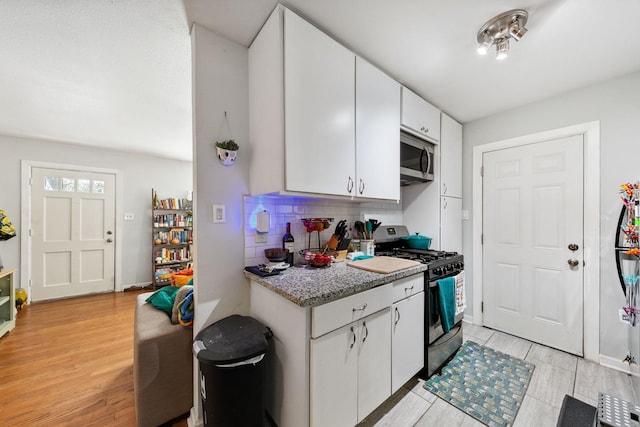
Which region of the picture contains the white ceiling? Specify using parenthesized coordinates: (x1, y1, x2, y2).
(187, 0, 640, 123)
(3, 1, 640, 162)
(0, 1, 192, 161)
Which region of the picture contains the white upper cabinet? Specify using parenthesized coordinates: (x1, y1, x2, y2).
(440, 113, 462, 198)
(249, 6, 400, 201)
(284, 9, 355, 197)
(355, 57, 400, 201)
(401, 87, 441, 143)
(440, 195, 462, 253)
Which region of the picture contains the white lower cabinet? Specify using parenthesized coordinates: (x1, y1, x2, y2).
(391, 293, 425, 392)
(311, 307, 391, 426)
(391, 274, 425, 392)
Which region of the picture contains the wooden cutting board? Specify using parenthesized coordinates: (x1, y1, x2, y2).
(347, 256, 421, 274)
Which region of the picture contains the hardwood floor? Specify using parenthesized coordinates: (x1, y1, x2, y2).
(0, 290, 189, 427)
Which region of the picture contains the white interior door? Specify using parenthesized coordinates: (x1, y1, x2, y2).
(482, 135, 584, 356)
(31, 167, 115, 301)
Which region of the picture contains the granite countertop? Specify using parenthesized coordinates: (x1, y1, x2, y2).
(244, 261, 428, 308)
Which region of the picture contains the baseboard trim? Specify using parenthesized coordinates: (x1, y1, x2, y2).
(122, 282, 153, 291)
(599, 354, 640, 377)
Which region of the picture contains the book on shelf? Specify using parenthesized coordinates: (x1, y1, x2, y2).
(157, 198, 192, 210)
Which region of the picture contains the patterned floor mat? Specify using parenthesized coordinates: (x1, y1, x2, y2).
(424, 340, 535, 427)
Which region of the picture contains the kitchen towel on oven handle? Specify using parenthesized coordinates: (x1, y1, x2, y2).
(454, 271, 466, 316)
(437, 277, 456, 334)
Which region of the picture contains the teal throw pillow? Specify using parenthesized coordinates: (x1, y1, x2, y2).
(146, 286, 180, 317)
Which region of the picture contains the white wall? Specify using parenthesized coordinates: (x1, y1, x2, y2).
(462, 70, 640, 362)
(191, 23, 250, 332)
(0, 134, 191, 290)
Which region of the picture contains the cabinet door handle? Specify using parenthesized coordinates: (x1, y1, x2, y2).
(106, 238, 113, 243)
(404, 285, 414, 295)
(361, 321, 368, 343)
(442, 183, 447, 194)
(349, 326, 356, 348)
(443, 199, 448, 210)
(394, 307, 400, 325)
(352, 303, 367, 312)
(347, 176, 354, 194)
(359, 179, 365, 195)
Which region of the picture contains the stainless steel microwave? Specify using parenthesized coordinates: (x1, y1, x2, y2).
(400, 130, 435, 186)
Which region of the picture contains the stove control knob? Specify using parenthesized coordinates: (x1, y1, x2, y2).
(433, 267, 442, 276)
(446, 265, 453, 272)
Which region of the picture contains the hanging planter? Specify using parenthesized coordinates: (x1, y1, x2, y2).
(215, 139, 239, 166)
(214, 111, 239, 166)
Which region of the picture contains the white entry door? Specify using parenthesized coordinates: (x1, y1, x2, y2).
(30, 167, 116, 301)
(482, 135, 584, 356)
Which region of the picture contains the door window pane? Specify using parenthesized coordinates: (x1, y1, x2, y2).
(77, 179, 91, 193)
(44, 176, 59, 191)
(93, 180, 105, 193)
(62, 178, 75, 192)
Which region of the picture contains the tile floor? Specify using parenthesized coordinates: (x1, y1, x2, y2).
(358, 323, 640, 427)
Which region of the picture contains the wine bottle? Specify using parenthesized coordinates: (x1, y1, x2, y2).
(282, 222, 294, 265)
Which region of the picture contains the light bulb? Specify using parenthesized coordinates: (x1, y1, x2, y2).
(496, 38, 509, 60)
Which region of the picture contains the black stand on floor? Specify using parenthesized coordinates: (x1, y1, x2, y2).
(556, 395, 597, 427)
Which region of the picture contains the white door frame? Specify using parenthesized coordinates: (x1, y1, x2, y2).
(20, 161, 124, 297)
(472, 121, 600, 362)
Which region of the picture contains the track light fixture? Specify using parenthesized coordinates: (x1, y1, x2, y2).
(476, 9, 528, 60)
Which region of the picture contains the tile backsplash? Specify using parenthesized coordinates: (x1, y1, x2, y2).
(244, 195, 402, 266)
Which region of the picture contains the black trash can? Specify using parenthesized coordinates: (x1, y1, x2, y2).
(194, 314, 272, 426)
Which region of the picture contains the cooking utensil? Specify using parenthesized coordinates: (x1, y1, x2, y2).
(365, 221, 373, 239)
(354, 221, 365, 239)
(369, 219, 381, 234)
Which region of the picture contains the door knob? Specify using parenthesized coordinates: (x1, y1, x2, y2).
(107, 230, 113, 235)
(567, 259, 579, 267)
(568, 243, 578, 251)
(106, 238, 113, 243)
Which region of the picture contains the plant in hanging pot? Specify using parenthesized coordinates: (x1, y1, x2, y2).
(215, 139, 239, 166)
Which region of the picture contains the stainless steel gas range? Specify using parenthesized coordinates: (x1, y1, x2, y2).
(374, 225, 465, 378)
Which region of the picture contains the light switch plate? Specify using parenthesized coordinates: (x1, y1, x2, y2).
(124, 212, 135, 221)
(255, 233, 267, 244)
(462, 210, 469, 220)
(213, 204, 226, 223)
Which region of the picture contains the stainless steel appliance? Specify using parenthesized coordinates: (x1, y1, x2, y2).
(375, 225, 464, 378)
(400, 130, 435, 186)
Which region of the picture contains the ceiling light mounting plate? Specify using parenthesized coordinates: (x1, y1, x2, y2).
(477, 9, 528, 44)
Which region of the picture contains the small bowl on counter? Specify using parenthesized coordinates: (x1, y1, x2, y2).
(264, 247, 289, 263)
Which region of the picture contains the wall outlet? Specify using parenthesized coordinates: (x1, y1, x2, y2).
(255, 233, 267, 244)
(124, 212, 135, 221)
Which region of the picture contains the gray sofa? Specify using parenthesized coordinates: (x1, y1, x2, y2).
(134, 292, 193, 427)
